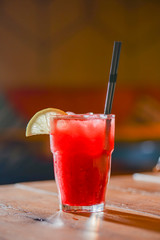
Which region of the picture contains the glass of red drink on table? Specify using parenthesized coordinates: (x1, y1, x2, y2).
(26, 42, 121, 213)
(49, 113, 115, 212)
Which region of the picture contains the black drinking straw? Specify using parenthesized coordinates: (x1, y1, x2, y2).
(104, 41, 122, 115)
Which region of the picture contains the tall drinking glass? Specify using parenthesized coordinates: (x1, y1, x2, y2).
(49, 114, 115, 212)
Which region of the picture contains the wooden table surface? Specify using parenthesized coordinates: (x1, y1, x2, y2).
(0, 172, 160, 240)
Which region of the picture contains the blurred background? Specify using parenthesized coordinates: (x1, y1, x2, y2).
(0, 0, 160, 184)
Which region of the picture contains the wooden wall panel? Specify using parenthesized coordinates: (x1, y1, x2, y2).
(0, 0, 160, 88)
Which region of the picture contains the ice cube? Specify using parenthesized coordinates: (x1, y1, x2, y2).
(100, 114, 107, 119)
(83, 115, 90, 118)
(86, 112, 94, 115)
(66, 111, 75, 115)
(57, 120, 68, 131)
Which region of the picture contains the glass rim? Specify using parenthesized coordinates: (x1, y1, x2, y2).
(49, 113, 115, 120)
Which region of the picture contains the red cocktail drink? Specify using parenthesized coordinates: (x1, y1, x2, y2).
(50, 114, 115, 212)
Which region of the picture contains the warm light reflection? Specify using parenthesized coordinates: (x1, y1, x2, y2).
(47, 210, 104, 239)
(47, 211, 64, 228)
(83, 212, 104, 240)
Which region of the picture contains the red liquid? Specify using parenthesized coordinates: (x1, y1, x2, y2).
(50, 115, 114, 206)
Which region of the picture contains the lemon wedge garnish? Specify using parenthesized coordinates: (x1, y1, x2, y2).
(26, 108, 67, 137)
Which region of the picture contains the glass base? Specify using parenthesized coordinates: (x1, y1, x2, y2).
(61, 203, 104, 213)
